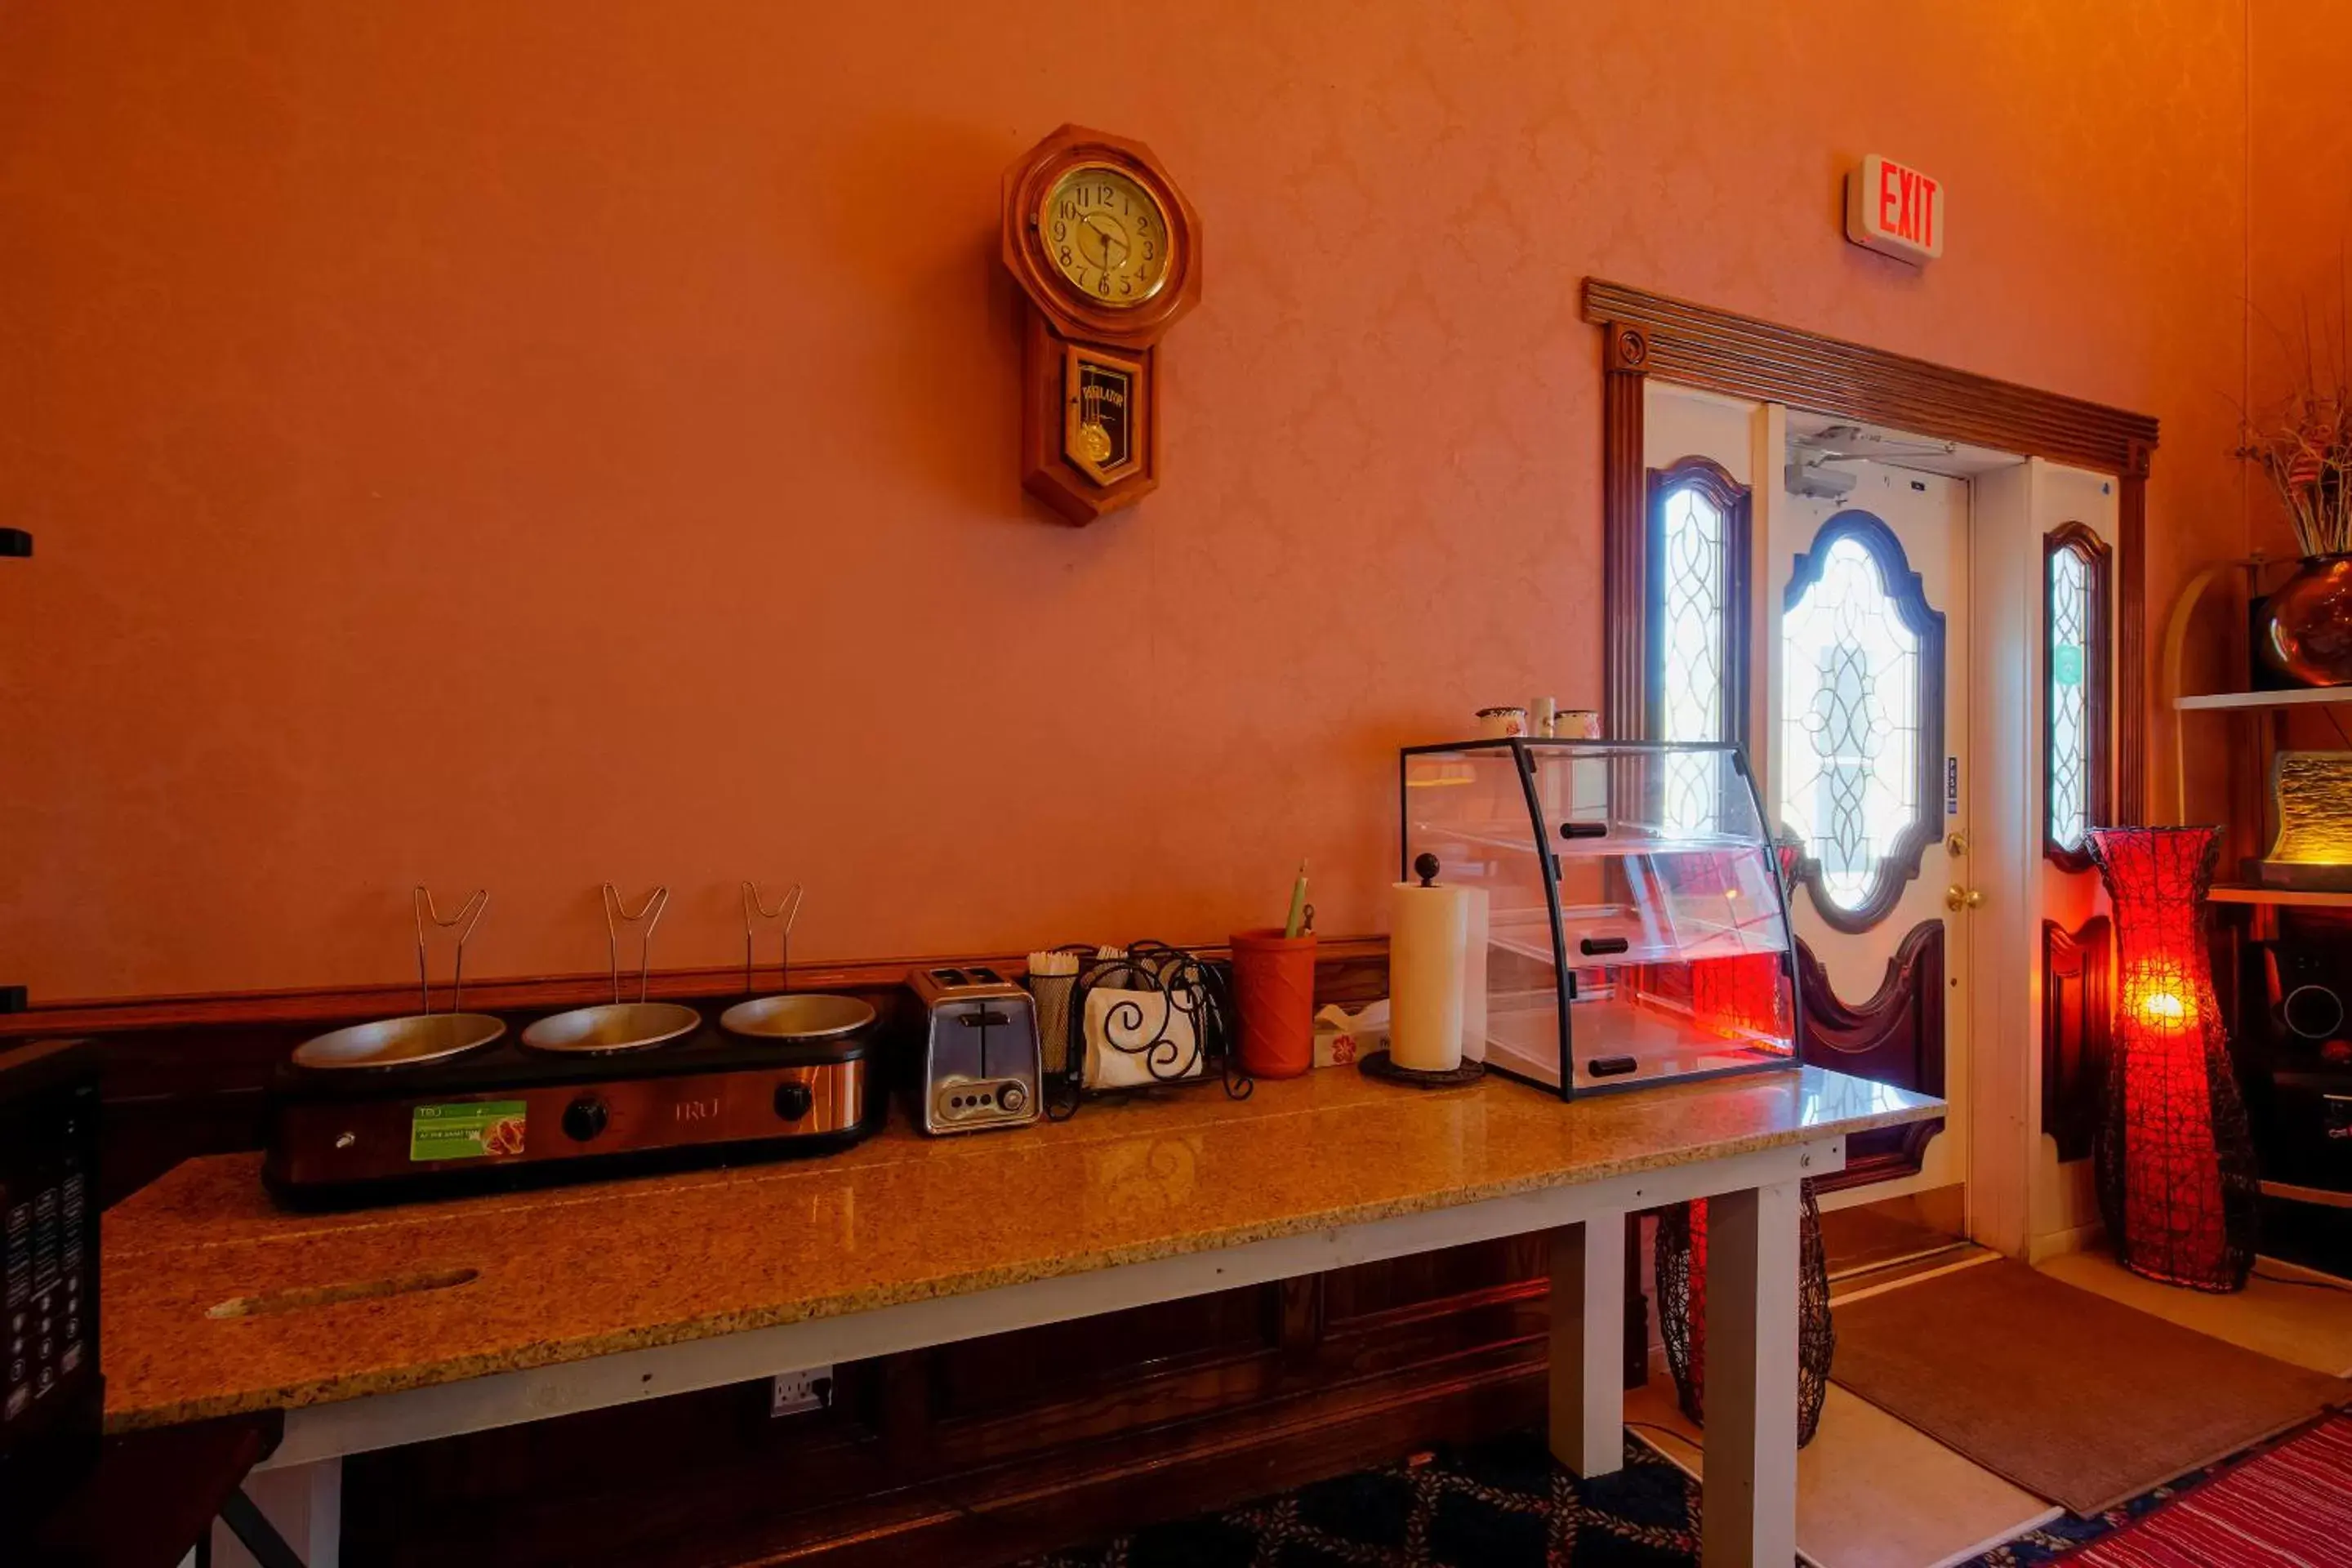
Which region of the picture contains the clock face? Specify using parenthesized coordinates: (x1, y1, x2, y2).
(1039, 165, 1170, 309)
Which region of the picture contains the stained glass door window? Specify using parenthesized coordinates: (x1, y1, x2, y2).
(2044, 523, 2111, 870)
(1779, 511, 1946, 931)
(1646, 458, 1751, 835)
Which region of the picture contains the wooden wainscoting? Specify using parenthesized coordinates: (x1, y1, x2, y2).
(340, 1246, 1555, 1568)
(2042, 915, 2114, 1164)
(1793, 922, 1948, 1189)
(30, 940, 1393, 1205)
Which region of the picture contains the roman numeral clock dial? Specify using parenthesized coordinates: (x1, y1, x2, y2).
(1001, 126, 1201, 524)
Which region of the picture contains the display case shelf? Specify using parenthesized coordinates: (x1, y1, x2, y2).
(1403, 817, 1762, 862)
(1486, 906, 1788, 969)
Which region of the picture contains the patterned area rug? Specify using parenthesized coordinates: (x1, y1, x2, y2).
(2037, 1414, 2352, 1566)
(1023, 1432, 1701, 1567)
(1019, 1419, 2349, 1568)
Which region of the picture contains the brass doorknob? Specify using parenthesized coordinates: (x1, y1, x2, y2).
(1944, 885, 1985, 912)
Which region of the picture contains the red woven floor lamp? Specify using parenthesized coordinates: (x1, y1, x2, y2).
(1656, 942, 1831, 1446)
(1655, 1190, 1833, 1446)
(2087, 825, 2258, 1292)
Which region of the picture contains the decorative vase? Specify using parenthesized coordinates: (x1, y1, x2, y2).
(2087, 826, 2258, 1292)
(2258, 553, 2352, 687)
(1655, 1183, 1833, 1446)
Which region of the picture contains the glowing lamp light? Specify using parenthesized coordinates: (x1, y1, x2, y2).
(2087, 826, 2257, 1293)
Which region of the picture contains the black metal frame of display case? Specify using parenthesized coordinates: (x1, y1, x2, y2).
(1396, 737, 1806, 1101)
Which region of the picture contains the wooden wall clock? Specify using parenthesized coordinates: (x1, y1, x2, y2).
(1002, 124, 1201, 524)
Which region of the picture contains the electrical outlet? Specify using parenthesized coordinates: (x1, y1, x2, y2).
(769, 1365, 834, 1417)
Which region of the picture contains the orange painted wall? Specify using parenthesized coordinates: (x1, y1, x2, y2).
(2250, 0, 2352, 549)
(0, 2, 2263, 1000)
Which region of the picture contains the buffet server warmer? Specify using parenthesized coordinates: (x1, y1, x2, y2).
(265, 1018, 877, 1209)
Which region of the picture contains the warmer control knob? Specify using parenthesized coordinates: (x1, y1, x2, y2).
(998, 1082, 1028, 1114)
(773, 1081, 814, 1122)
(562, 1096, 609, 1143)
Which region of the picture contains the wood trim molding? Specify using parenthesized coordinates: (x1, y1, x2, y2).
(66, 936, 1393, 1206)
(1782, 510, 1947, 935)
(2116, 445, 2152, 826)
(1582, 281, 2160, 474)
(1585, 278, 2158, 836)
(1793, 920, 1948, 1190)
(2043, 521, 2114, 871)
(0, 938, 1392, 1041)
(2041, 915, 2114, 1165)
(1646, 455, 1753, 751)
(1602, 322, 1651, 742)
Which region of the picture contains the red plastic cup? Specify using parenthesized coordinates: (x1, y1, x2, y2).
(1230, 929, 1317, 1079)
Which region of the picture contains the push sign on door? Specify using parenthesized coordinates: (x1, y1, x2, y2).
(1946, 756, 1960, 817)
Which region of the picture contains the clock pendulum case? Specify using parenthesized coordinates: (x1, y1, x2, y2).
(1001, 124, 1201, 524)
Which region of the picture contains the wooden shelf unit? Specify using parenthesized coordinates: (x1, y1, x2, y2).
(2208, 884, 2352, 909)
(2175, 688, 2352, 712)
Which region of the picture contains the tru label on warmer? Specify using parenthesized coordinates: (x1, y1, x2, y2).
(1845, 154, 1944, 264)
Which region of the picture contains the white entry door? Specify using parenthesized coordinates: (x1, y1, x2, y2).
(1766, 460, 1971, 1196)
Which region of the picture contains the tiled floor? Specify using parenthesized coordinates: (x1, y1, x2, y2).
(1625, 1378, 2057, 1568)
(2039, 1246, 2352, 1377)
(1619, 1243, 2352, 1566)
(1022, 1245, 2350, 1568)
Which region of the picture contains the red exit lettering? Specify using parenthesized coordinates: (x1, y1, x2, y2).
(1850, 155, 1943, 263)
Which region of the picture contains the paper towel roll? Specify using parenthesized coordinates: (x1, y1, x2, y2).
(1461, 886, 1490, 1064)
(1390, 880, 1473, 1071)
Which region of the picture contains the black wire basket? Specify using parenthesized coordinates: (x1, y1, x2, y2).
(1033, 941, 1253, 1120)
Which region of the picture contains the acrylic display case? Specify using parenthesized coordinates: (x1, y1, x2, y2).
(1398, 739, 1800, 1097)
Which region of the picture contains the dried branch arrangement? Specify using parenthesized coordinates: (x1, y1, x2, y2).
(2242, 299, 2352, 558)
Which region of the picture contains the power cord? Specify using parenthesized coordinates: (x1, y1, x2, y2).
(2252, 1265, 2352, 1294)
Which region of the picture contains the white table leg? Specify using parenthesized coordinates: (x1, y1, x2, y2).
(213, 1455, 341, 1568)
(1699, 1180, 1800, 1568)
(1546, 1210, 1626, 1477)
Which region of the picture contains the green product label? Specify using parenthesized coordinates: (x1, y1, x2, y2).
(2052, 644, 2085, 687)
(410, 1100, 528, 1163)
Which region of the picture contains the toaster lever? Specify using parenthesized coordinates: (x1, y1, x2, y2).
(959, 1011, 1012, 1027)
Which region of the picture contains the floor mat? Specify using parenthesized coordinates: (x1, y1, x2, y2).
(1830, 1258, 2349, 1514)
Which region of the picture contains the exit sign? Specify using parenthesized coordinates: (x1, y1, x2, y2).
(1845, 154, 1944, 264)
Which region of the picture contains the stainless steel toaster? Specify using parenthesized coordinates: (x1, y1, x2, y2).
(906, 965, 1042, 1134)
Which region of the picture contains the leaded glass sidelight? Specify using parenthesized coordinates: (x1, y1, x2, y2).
(2045, 523, 2112, 870)
(1779, 511, 1946, 931)
(1646, 458, 1752, 835)
(1659, 488, 1726, 746)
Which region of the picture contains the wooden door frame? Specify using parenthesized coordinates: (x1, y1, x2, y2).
(1589, 282, 2158, 1254)
(1588, 278, 2158, 826)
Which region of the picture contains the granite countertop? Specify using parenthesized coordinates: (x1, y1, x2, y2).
(101, 1065, 1941, 1431)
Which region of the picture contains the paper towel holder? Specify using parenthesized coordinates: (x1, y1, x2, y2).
(1367, 850, 1487, 1092)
